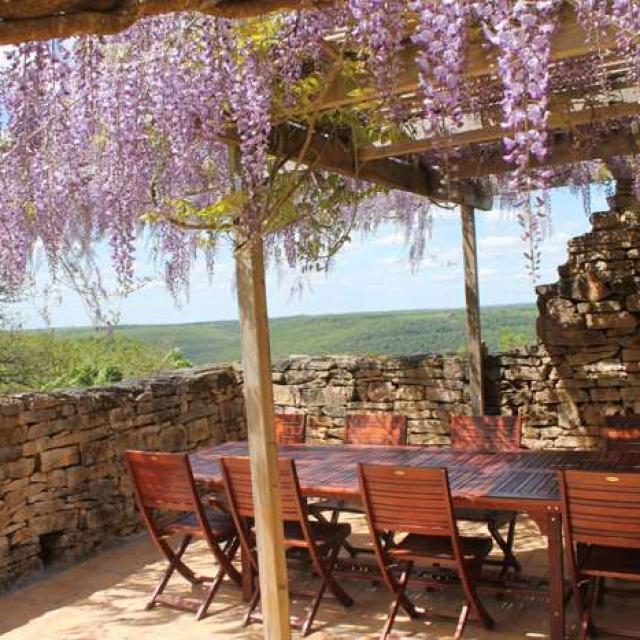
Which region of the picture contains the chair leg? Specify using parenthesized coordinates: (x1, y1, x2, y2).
(319, 543, 354, 608)
(460, 561, 494, 631)
(595, 576, 605, 607)
(571, 576, 595, 640)
(301, 579, 326, 637)
(147, 535, 192, 610)
(380, 561, 413, 640)
(195, 539, 240, 621)
(244, 586, 261, 627)
(454, 602, 470, 640)
(488, 516, 521, 578)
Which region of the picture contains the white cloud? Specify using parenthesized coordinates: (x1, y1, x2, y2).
(430, 271, 460, 283)
(374, 232, 406, 247)
(482, 209, 520, 224)
(479, 235, 522, 252)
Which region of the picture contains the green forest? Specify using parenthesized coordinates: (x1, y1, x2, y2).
(0, 304, 536, 394)
(58, 304, 537, 366)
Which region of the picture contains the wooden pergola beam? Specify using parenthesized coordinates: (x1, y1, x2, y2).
(454, 128, 640, 179)
(269, 124, 493, 210)
(358, 102, 640, 162)
(0, 0, 330, 45)
(282, 8, 624, 119)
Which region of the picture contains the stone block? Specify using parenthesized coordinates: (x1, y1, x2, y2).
(626, 293, 640, 312)
(366, 381, 395, 403)
(555, 435, 598, 449)
(301, 386, 353, 407)
(586, 312, 637, 330)
(283, 370, 318, 385)
(557, 401, 581, 429)
(590, 388, 621, 402)
(423, 387, 460, 403)
(7, 457, 35, 479)
(504, 366, 540, 381)
(396, 384, 424, 400)
(186, 417, 210, 443)
(65, 466, 88, 489)
(558, 272, 611, 302)
(157, 425, 187, 451)
(577, 300, 622, 314)
(40, 446, 79, 472)
(273, 384, 300, 406)
(29, 510, 79, 535)
(547, 298, 584, 327)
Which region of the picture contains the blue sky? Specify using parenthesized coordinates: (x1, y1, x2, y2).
(17, 186, 608, 328)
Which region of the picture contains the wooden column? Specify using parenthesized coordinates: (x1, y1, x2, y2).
(235, 236, 291, 639)
(229, 142, 290, 638)
(461, 205, 486, 415)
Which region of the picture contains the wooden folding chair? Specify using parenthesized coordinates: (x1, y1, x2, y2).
(311, 413, 407, 556)
(344, 413, 407, 446)
(451, 415, 522, 577)
(559, 469, 640, 640)
(275, 412, 307, 444)
(604, 415, 640, 452)
(125, 450, 241, 620)
(585, 417, 640, 608)
(220, 455, 354, 636)
(358, 463, 494, 640)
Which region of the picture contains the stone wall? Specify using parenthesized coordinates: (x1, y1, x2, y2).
(271, 348, 566, 449)
(0, 366, 245, 590)
(535, 181, 640, 450)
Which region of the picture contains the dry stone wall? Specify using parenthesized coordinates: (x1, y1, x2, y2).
(271, 348, 565, 450)
(536, 181, 640, 448)
(0, 366, 245, 590)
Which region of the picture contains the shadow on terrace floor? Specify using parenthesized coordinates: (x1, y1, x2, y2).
(0, 516, 637, 639)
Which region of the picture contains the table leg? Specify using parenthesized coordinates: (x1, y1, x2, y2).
(547, 509, 565, 640)
(241, 544, 254, 601)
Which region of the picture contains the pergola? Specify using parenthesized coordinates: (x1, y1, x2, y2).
(1, 2, 639, 638)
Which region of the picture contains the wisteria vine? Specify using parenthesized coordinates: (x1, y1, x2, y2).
(0, 0, 638, 298)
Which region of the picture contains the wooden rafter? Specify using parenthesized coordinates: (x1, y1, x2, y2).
(454, 128, 640, 179)
(268, 124, 493, 209)
(280, 8, 625, 119)
(358, 102, 640, 162)
(0, 0, 330, 45)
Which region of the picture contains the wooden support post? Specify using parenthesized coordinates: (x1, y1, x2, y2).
(461, 205, 486, 415)
(235, 236, 291, 639)
(229, 143, 290, 638)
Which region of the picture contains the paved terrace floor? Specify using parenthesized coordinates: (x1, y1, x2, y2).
(1, 516, 637, 639)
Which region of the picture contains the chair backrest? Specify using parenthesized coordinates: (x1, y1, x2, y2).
(450, 415, 522, 452)
(220, 456, 306, 523)
(559, 469, 640, 550)
(275, 413, 306, 445)
(345, 414, 407, 446)
(604, 415, 640, 452)
(125, 449, 199, 513)
(358, 464, 455, 537)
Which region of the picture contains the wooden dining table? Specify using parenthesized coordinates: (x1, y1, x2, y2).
(190, 441, 640, 640)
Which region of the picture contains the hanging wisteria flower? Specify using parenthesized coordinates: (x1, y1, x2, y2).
(0, 1, 638, 297)
(411, 0, 469, 133)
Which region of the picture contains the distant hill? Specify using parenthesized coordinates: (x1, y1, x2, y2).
(57, 304, 538, 365)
